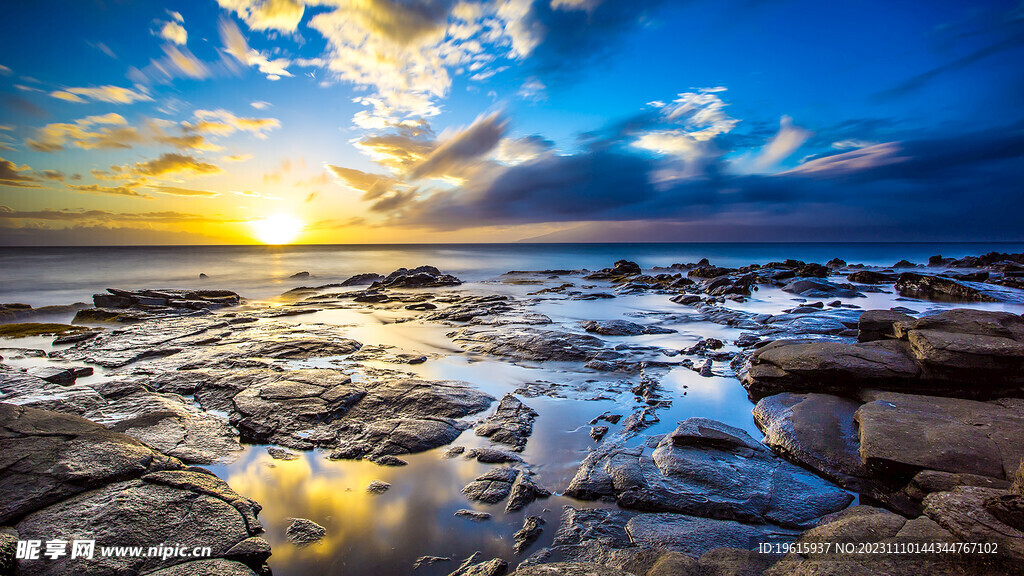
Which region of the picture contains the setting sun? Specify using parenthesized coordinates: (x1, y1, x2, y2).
(250, 214, 304, 245)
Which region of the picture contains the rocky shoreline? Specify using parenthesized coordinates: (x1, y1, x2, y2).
(2, 253, 1024, 575)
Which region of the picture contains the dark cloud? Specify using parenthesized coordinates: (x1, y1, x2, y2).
(383, 126, 1024, 240)
(407, 112, 508, 180)
(0, 157, 40, 188)
(131, 153, 220, 177)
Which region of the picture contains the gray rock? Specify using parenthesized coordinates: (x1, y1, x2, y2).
(144, 559, 258, 576)
(414, 555, 452, 569)
(450, 327, 607, 362)
(245, 337, 362, 359)
(509, 564, 631, 576)
(267, 447, 299, 460)
(505, 473, 551, 513)
(856, 392, 1024, 480)
(285, 517, 325, 546)
(896, 272, 1024, 303)
(475, 394, 538, 450)
(448, 554, 508, 576)
(753, 393, 868, 489)
(782, 278, 862, 298)
(857, 309, 914, 342)
(367, 480, 391, 494)
(513, 516, 544, 555)
(581, 320, 674, 336)
(462, 467, 520, 504)
(340, 273, 385, 286)
(454, 509, 491, 522)
(565, 418, 853, 528)
(0, 527, 17, 575)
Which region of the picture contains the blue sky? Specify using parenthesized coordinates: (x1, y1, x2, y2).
(1, 0, 1022, 244)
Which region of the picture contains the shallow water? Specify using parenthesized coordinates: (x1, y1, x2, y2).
(3, 243, 1024, 575)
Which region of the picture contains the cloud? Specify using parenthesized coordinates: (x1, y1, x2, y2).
(250, 100, 272, 110)
(26, 113, 142, 152)
(160, 45, 210, 79)
(0, 64, 11, 76)
(50, 85, 153, 104)
(749, 116, 812, 171)
(222, 153, 253, 162)
(406, 111, 508, 180)
(218, 0, 305, 32)
(68, 184, 152, 198)
(0, 157, 40, 188)
(187, 109, 281, 138)
(148, 185, 220, 198)
(129, 153, 221, 177)
(219, 18, 293, 80)
(158, 20, 188, 45)
(782, 142, 908, 176)
(39, 170, 66, 181)
(327, 165, 402, 200)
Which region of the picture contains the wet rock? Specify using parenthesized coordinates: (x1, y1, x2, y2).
(373, 266, 462, 288)
(781, 278, 862, 298)
(564, 418, 853, 528)
(89, 288, 241, 313)
(406, 302, 438, 311)
(126, 558, 258, 576)
(5, 406, 268, 575)
(475, 394, 538, 450)
(53, 315, 231, 368)
(548, 506, 797, 565)
(449, 554, 508, 576)
(590, 426, 609, 442)
(371, 454, 408, 466)
(581, 320, 674, 336)
(505, 473, 552, 513)
(924, 486, 1024, 566)
(513, 516, 544, 554)
(741, 339, 920, 400)
(246, 337, 362, 359)
(341, 272, 385, 286)
(671, 294, 702, 306)
(585, 260, 642, 281)
(462, 467, 520, 504)
(764, 505, 999, 576)
(367, 481, 391, 494)
(754, 392, 868, 489)
(847, 270, 897, 284)
(454, 509, 491, 522)
(231, 369, 366, 449)
(450, 327, 607, 362)
(856, 392, 1024, 481)
(468, 447, 523, 464)
(509, 564, 631, 576)
(267, 447, 299, 460)
(285, 517, 325, 546)
(289, 271, 310, 279)
(896, 271, 1024, 303)
(857, 309, 914, 341)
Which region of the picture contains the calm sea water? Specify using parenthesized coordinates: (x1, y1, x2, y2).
(3, 242, 1024, 307)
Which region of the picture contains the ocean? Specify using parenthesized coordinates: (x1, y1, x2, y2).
(4, 242, 1024, 307)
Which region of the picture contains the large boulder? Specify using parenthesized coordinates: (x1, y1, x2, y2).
(753, 393, 868, 489)
(896, 272, 1024, 303)
(564, 418, 853, 528)
(925, 486, 1024, 566)
(743, 308, 1024, 400)
(856, 392, 1024, 481)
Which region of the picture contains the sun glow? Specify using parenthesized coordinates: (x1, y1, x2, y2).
(250, 213, 304, 245)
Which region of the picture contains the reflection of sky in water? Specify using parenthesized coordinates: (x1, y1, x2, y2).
(5, 248, 1024, 575)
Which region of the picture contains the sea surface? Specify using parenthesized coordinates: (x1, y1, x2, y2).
(4, 242, 1024, 307)
(3, 242, 1024, 576)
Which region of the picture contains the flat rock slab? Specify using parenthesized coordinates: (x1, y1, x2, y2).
(565, 418, 853, 529)
(765, 505, 1010, 576)
(449, 327, 608, 362)
(550, 506, 797, 562)
(462, 467, 520, 504)
(924, 486, 1024, 564)
(754, 392, 868, 489)
(856, 392, 1024, 480)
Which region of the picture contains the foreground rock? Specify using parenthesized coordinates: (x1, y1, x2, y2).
(765, 505, 1013, 575)
(526, 506, 793, 571)
(285, 518, 325, 546)
(564, 418, 852, 528)
(73, 288, 241, 323)
(742, 308, 1024, 400)
(475, 394, 538, 451)
(1, 403, 268, 575)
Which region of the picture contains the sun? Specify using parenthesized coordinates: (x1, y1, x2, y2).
(250, 213, 305, 245)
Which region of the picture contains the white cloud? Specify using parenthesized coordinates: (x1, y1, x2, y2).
(159, 20, 188, 45)
(751, 116, 812, 171)
(250, 101, 272, 110)
(219, 18, 293, 80)
(50, 85, 153, 105)
(784, 142, 909, 176)
(218, 0, 305, 32)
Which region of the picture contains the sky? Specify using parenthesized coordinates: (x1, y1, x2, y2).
(1, 0, 1023, 245)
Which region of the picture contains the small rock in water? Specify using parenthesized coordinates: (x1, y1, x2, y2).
(199, 273, 208, 279)
(513, 515, 544, 554)
(448, 553, 508, 576)
(698, 359, 714, 377)
(290, 271, 311, 279)
(371, 455, 409, 466)
(285, 517, 326, 546)
(413, 555, 452, 569)
(454, 509, 491, 522)
(443, 446, 466, 459)
(590, 426, 609, 442)
(468, 448, 523, 464)
(367, 480, 391, 494)
(267, 447, 299, 460)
